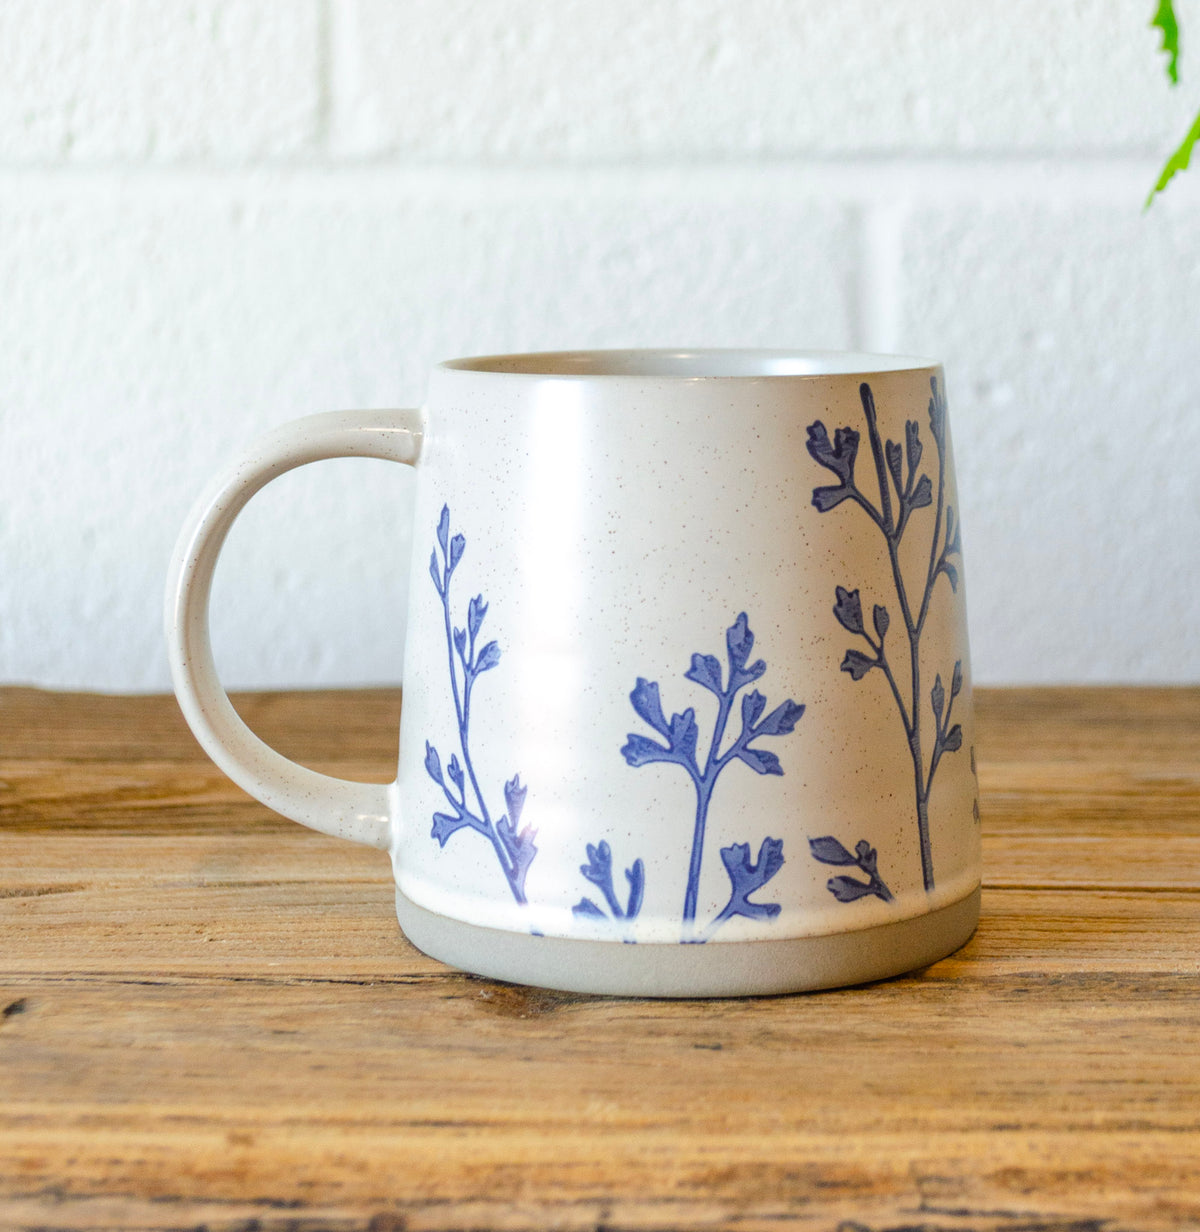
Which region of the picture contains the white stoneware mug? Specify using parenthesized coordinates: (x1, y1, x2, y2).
(166, 349, 981, 997)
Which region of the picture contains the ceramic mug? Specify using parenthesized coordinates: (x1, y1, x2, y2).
(166, 349, 981, 996)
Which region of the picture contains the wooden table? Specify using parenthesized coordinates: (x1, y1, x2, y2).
(2, 686, 1198, 1231)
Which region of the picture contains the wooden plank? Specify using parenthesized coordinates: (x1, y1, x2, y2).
(0, 686, 403, 763)
(1, 686, 1198, 1231)
(2, 915, 1198, 1230)
(2, 834, 1198, 976)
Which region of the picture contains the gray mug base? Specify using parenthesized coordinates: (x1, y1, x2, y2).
(394, 886, 981, 997)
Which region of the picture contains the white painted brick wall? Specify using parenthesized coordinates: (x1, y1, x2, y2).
(0, 1, 323, 160)
(1, 0, 1198, 689)
(331, 0, 1200, 158)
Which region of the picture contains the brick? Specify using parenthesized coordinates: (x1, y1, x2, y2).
(333, 0, 1199, 160)
(0, 174, 853, 688)
(0, 0, 322, 162)
(895, 199, 1200, 682)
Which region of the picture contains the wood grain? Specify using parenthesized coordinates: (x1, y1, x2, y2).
(1, 686, 1198, 1232)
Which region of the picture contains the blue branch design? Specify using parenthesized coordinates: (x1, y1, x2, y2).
(694, 837, 787, 942)
(807, 376, 964, 892)
(808, 835, 894, 903)
(621, 613, 804, 941)
(424, 505, 536, 904)
(572, 841, 645, 941)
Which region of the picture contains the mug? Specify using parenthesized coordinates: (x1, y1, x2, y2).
(166, 349, 981, 996)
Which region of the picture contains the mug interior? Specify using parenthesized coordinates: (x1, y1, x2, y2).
(440, 349, 938, 378)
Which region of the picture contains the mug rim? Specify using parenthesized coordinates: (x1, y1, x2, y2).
(437, 348, 940, 379)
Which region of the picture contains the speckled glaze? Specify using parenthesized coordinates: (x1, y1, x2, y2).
(166, 350, 981, 996)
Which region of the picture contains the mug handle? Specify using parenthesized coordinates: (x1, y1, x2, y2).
(164, 410, 424, 850)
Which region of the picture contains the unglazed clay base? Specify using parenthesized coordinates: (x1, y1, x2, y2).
(395, 886, 980, 997)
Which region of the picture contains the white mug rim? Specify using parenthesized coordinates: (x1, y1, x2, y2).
(437, 348, 940, 380)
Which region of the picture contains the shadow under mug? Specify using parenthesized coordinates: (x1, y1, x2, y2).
(166, 349, 981, 996)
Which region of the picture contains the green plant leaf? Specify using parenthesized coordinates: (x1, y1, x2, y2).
(1152, 0, 1181, 85)
(1146, 106, 1200, 206)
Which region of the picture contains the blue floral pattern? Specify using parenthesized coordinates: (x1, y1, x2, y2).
(807, 376, 964, 893)
(621, 613, 804, 942)
(424, 506, 536, 904)
(572, 841, 645, 941)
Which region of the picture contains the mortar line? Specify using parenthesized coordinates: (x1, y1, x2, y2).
(0, 157, 1185, 208)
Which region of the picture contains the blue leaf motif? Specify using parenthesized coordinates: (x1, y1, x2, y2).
(734, 659, 767, 689)
(806, 422, 859, 483)
(810, 833, 894, 902)
(625, 859, 645, 920)
(580, 840, 613, 887)
(432, 811, 471, 846)
(468, 594, 488, 640)
(424, 741, 443, 785)
(497, 814, 537, 898)
(718, 838, 785, 923)
(928, 375, 947, 445)
(436, 505, 450, 554)
(931, 675, 945, 720)
(741, 689, 767, 729)
(808, 835, 858, 866)
(841, 649, 876, 681)
(630, 678, 671, 737)
(428, 549, 442, 594)
(621, 732, 671, 767)
(885, 439, 903, 496)
(669, 708, 699, 764)
(754, 699, 805, 736)
(726, 612, 755, 671)
(474, 641, 501, 673)
(447, 754, 464, 792)
(736, 746, 783, 776)
(834, 586, 865, 635)
(572, 897, 607, 919)
(942, 724, 963, 753)
(909, 474, 933, 510)
(873, 604, 890, 638)
(448, 532, 466, 571)
(905, 419, 923, 472)
(574, 840, 645, 924)
(684, 653, 724, 695)
(504, 774, 527, 827)
(453, 627, 468, 660)
(827, 875, 879, 902)
(812, 484, 854, 512)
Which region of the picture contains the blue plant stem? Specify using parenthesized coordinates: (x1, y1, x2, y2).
(927, 675, 958, 795)
(913, 424, 950, 891)
(863, 633, 913, 738)
(597, 877, 624, 919)
(862, 390, 934, 892)
(916, 428, 948, 637)
(863, 386, 896, 537)
(682, 678, 741, 935)
(683, 779, 714, 935)
(695, 899, 732, 944)
(438, 562, 523, 903)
